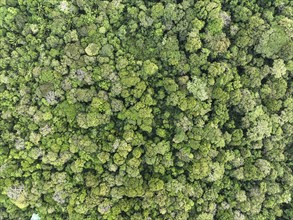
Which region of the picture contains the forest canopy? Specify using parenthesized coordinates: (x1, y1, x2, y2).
(0, 0, 292, 219)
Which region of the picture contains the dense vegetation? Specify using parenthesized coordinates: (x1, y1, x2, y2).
(0, 0, 292, 219)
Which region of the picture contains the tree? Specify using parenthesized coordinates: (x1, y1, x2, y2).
(255, 25, 289, 59)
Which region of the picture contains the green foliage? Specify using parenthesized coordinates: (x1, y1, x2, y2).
(255, 25, 290, 59)
(149, 178, 164, 192)
(187, 76, 209, 101)
(0, 0, 292, 219)
(142, 60, 158, 77)
(185, 31, 202, 52)
(85, 43, 101, 56)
